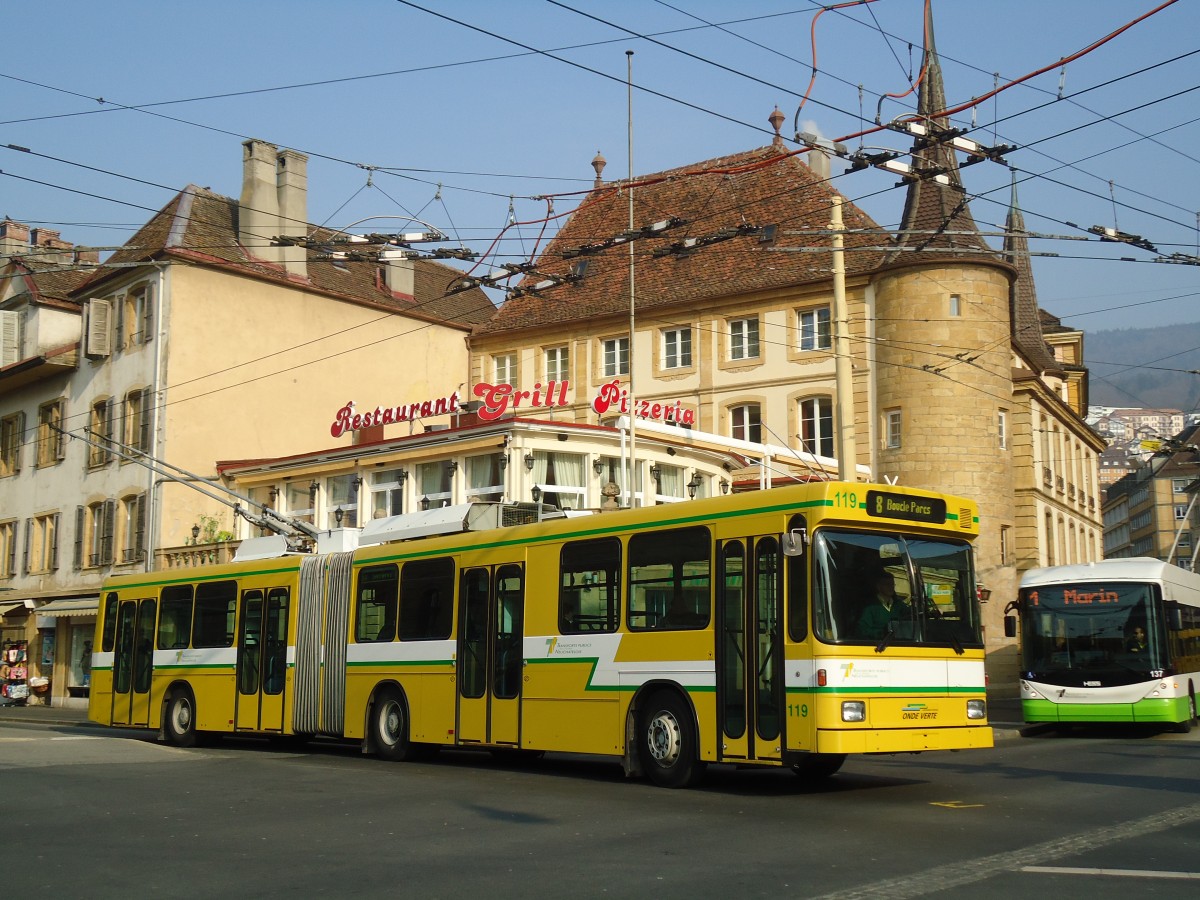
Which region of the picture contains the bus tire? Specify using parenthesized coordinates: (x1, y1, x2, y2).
(372, 688, 417, 762)
(637, 691, 706, 788)
(791, 753, 846, 781)
(164, 688, 199, 748)
(1174, 689, 1197, 734)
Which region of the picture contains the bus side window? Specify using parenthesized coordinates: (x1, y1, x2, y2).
(628, 526, 711, 631)
(101, 592, 119, 652)
(158, 584, 194, 649)
(559, 538, 621, 634)
(193, 580, 237, 648)
(399, 557, 455, 640)
(355, 564, 398, 642)
(787, 514, 808, 642)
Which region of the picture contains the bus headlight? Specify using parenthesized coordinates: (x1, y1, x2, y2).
(841, 701, 866, 722)
(966, 699, 986, 720)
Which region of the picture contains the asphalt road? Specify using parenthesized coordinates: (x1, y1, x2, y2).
(2, 709, 1197, 898)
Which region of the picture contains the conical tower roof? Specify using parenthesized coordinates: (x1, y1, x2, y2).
(1004, 175, 1061, 373)
(885, 7, 997, 268)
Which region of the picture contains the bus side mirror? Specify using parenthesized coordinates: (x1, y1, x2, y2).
(1003, 615, 1017, 639)
(782, 527, 806, 557)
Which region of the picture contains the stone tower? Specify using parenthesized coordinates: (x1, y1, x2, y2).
(870, 9, 1016, 657)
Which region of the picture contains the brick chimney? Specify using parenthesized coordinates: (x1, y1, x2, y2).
(0, 219, 31, 258)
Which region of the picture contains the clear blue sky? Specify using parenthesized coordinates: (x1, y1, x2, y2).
(3, 0, 1198, 337)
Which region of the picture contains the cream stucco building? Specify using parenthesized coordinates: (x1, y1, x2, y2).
(0, 141, 490, 706)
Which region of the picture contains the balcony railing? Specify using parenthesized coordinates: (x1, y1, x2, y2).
(155, 540, 240, 570)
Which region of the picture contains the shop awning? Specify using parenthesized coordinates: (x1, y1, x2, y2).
(34, 597, 99, 618)
(0, 601, 27, 617)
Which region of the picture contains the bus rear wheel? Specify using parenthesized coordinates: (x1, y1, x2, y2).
(372, 688, 417, 762)
(637, 691, 706, 788)
(164, 688, 199, 748)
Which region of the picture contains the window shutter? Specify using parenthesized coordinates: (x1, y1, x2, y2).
(141, 282, 155, 344)
(11, 411, 25, 474)
(114, 294, 126, 351)
(0, 309, 20, 366)
(101, 499, 117, 565)
(21, 517, 31, 575)
(54, 401, 67, 461)
(104, 398, 115, 462)
(49, 512, 60, 571)
(5, 523, 15, 577)
(84, 298, 112, 358)
(138, 389, 153, 454)
(133, 494, 146, 561)
(74, 506, 84, 569)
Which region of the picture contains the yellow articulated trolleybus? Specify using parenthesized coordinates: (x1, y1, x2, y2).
(89, 481, 991, 787)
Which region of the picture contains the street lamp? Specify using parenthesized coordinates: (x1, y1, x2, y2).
(420, 495, 431, 511)
(335, 506, 344, 526)
(720, 478, 730, 495)
(524, 453, 536, 472)
(191, 523, 201, 544)
(687, 473, 702, 499)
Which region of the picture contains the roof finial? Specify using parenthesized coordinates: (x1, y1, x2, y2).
(591, 151, 607, 188)
(769, 107, 785, 147)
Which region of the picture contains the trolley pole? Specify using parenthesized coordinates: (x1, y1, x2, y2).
(832, 195, 857, 482)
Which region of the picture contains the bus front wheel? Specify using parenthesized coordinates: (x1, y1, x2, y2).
(1174, 690, 1197, 734)
(164, 688, 199, 748)
(637, 691, 706, 788)
(791, 753, 846, 781)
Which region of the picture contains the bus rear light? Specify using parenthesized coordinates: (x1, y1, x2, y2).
(966, 699, 986, 720)
(817, 668, 827, 687)
(841, 701, 865, 722)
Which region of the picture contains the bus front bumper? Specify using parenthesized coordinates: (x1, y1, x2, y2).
(816, 725, 994, 754)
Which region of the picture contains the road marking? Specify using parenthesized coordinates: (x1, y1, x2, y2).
(1022, 866, 1200, 880)
(812, 800, 1200, 900)
(931, 800, 984, 809)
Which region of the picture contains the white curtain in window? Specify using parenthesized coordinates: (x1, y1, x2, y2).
(660, 465, 683, 498)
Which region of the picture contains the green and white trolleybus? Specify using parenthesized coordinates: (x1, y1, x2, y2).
(1007, 558, 1200, 730)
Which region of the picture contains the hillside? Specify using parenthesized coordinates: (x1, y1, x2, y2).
(1085, 322, 1200, 413)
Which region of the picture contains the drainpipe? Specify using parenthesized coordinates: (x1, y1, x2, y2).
(146, 264, 167, 573)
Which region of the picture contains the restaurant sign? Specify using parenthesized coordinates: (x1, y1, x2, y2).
(330, 379, 695, 438)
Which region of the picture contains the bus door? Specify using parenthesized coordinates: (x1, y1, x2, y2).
(110, 596, 156, 728)
(716, 537, 783, 763)
(457, 564, 525, 747)
(235, 587, 290, 733)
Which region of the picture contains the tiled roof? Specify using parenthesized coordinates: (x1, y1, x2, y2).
(78, 186, 495, 328)
(478, 145, 884, 335)
(4, 259, 91, 306)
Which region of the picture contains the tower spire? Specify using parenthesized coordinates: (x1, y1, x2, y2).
(886, 3, 993, 265)
(1004, 172, 1060, 372)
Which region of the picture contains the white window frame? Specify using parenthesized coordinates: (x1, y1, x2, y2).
(729, 317, 759, 361)
(884, 408, 902, 450)
(730, 403, 762, 443)
(662, 327, 692, 369)
(493, 353, 517, 386)
(797, 307, 831, 352)
(799, 397, 834, 458)
(545, 345, 569, 382)
(603, 337, 629, 377)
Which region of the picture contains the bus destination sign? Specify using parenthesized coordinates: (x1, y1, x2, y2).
(865, 490, 947, 524)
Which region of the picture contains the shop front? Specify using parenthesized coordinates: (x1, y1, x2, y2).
(32, 597, 98, 710)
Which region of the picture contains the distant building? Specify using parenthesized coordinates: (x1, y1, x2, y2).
(1103, 424, 1200, 567)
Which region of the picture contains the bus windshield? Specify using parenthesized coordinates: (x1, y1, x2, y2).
(811, 528, 981, 648)
(1018, 581, 1164, 683)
